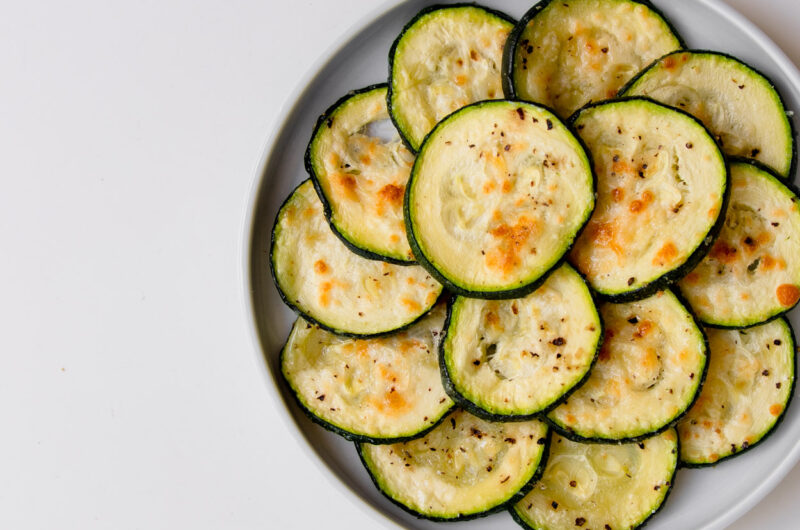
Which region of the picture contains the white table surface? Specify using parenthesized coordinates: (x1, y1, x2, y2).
(1, 0, 798, 528)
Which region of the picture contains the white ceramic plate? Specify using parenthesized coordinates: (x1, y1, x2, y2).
(244, 1, 800, 528)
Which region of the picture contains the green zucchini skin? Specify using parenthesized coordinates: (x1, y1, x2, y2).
(619, 49, 797, 180)
(355, 425, 552, 522)
(387, 3, 516, 153)
(501, 0, 685, 113)
(404, 99, 597, 300)
(566, 96, 731, 303)
(679, 318, 797, 468)
(545, 289, 711, 445)
(678, 157, 800, 330)
(509, 431, 681, 530)
(438, 267, 605, 422)
(269, 180, 442, 339)
(305, 83, 415, 266)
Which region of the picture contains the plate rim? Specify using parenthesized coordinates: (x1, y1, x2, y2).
(239, 1, 800, 528)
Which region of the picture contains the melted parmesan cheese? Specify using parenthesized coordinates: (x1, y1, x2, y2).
(569, 99, 726, 296)
(309, 87, 414, 261)
(271, 181, 442, 335)
(514, 430, 677, 530)
(409, 101, 594, 294)
(390, 5, 513, 150)
(281, 304, 452, 439)
(624, 51, 794, 177)
(678, 320, 794, 465)
(547, 291, 706, 440)
(359, 410, 547, 518)
(512, 0, 681, 117)
(679, 162, 800, 326)
(443, 265, 601, 415)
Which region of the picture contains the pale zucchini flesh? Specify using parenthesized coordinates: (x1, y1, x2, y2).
(569, 98, 727, 300)
(678, 319, 795, 466)
(281, 303, 453, 443)
(505, 0, 682, 118)
(407, 100, 595, 298)
(547, 290, 707, 442)
(512, 430, 679, 530)
(358, 409, 549, 520)
(270, 180, 442, 336)
(389, 5, 514, 151)
(441, 264, 602, 419)
(679, 161, 800, 328)
(622, 50, 795, 178)
(307, 85, 415, 263)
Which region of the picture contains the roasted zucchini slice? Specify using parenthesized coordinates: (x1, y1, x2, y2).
(388, 4, 515, 151)
(503, 0, 682, 118)
(270, 180, 442, 336)
(306, 85, 415, 264)
(357, 409, 549, 521)
(281, 303, 453, 443)
(678, 319, 796, 466)
(678, 160, 800, 328)
(512, 430, 679, 530)
(622, 50, 796, 178)
(440, 264, 602, 420)
(569, 98, 727, 301)
(406, 100, 595, 298)
(547, 290, 707, 442)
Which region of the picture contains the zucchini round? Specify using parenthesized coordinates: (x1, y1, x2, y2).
(568, 98, 728, 301)
(622, 50, 796, 178)
(547, 290, 708, 443)
(306, 85, 415, 264)
(678, 319, 796, 467)
(270, 180, 442, 336)
(357, 409, 549, 521)
(512, 430, 679, 530)
(388, 4, 515, 151)
(678, 160, 800, 328)
(440, 264, 602, 420)
(406, 100, 595, 299)
(502, 0, 683, 118)
(281, 303, 453, 443)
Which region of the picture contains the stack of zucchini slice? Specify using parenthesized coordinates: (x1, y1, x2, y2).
(269, 0, 799, 527)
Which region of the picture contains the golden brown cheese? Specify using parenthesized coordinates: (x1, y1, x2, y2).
(678, 162, 800, 327)
(408, 101, 594, 294)
(569, 99, 726, 297)
(309, 86, 414, 261)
